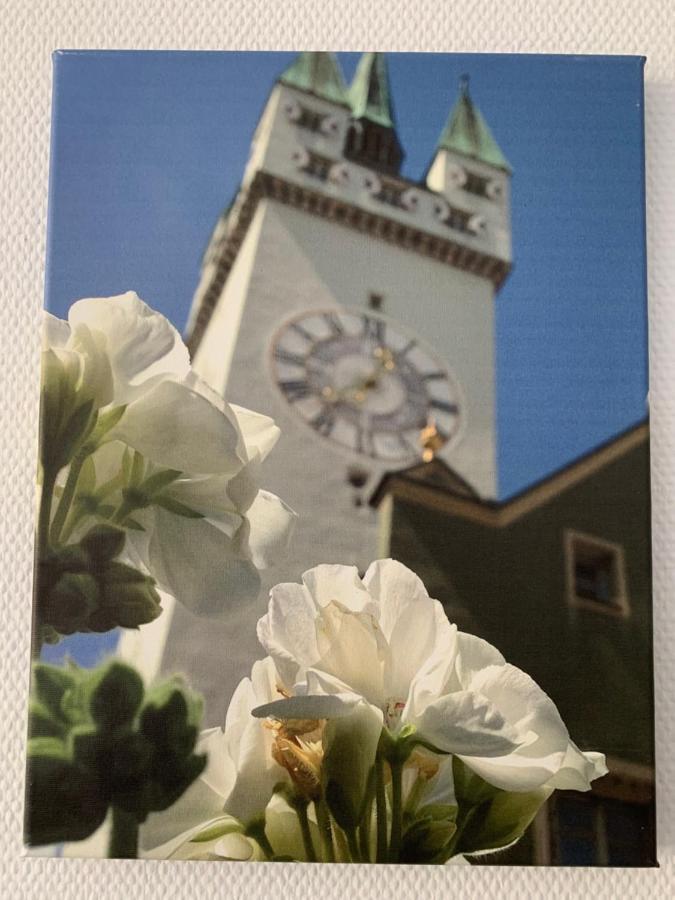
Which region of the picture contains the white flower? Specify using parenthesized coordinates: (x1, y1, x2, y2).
(44, 291, 190, 407)
(107, 382, 296, 612)
(44, 292, 295, 614)
(254, 560, 607, 794)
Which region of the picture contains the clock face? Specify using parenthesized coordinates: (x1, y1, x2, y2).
(270, 308, 463, 463)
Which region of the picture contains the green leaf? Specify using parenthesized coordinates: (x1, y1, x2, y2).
(24, 752, 107, 846)
(27, 736, 69, 760)
(60, 399, 96, 460)
(120, 446, 133, 482)
(140, 468, 183, 495)
(322, 705, 381, 830)
(32, 662, 78, 717)
(91, 404, 127, 441)
(87, 662, 144, 731)
(452, 757, 501, 805)
(190, 816, 244, 843)
(459, 788, 551, 856)
(400, 815, 457, 863)
(153, 495, 204, 519)
(130, 450, 146, 487)
(123, 517, 146, 531)
(77, 454, 97, 495)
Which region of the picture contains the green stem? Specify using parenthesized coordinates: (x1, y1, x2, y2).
(388, 761, 403, 863)
(375, 755, 388, 863)
(346, 828, 361, 863)
(33, 466, 59, 659)
(333, 824, 350, 863)
(49, 448, 88, 544)
(108, 805, 139, 859)
(315, 799, 336, 862)
(295, 801, 317, 862)
(37, 467, 57, 561)
(245, 818, 275, 859)
(359, 794, 373, 863)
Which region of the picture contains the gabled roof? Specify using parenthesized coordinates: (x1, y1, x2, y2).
(279, 52, 349, 106)
(348, 52, 396, 128)
(437, 76, 511, 173)
(370, 420, 649, 528)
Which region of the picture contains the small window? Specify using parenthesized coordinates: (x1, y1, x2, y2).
(564, 530, 629, 617)
(368, 292, 384, 311)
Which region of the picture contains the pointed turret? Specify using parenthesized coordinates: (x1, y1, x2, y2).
(344, 52, 403, 175)
(426, 76, 512, 240)
(436, 75, 511, 172)
(279, 52, 348, 106)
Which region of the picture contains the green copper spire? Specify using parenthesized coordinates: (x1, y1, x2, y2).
(279, 52, 348, 105)
(348, 52, 396, 128)
(438, 76, 511, 172)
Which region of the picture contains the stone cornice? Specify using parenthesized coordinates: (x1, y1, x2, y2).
(186, 169, 512, 354)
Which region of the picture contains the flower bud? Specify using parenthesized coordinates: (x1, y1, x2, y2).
(400, 814, 457, 863)
(93, 561, 162, 630)
(80, 524, 126, 564)
(87, 661, 144, 731)
(43, 572, 99, 635)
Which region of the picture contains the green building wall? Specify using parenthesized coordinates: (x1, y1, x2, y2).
(384, 439, 653, 768)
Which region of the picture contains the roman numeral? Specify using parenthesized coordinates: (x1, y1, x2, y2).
(354, 423, 373, 456)
(274, 347, 306, 367)
(362, 315, 385, 344)
(322, 312, 345, 337)
(290, 321, 315, 343)
(397, 338, 416, 357)
(430, 399, 459, 416)
(310, 407, 336, 436)
(279, 379, 312, 402)
(422, 371, 446, 382)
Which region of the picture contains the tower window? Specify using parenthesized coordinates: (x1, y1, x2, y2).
(462, 171, 490, 197)
(368, 292, 384, 311)
(564, 530, 629, 617)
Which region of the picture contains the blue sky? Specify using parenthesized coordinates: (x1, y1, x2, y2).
(46, 50, 648, 500)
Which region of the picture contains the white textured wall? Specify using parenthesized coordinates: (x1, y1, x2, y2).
(1, 2, 673, 897)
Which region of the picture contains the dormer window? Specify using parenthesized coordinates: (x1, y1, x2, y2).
(462, 171, 490, 197)
(297, 106, 325, 132)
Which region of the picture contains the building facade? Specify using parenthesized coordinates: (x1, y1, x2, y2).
(119, 53, 654, 866)
(144, 52, 515, 722)
(371, 421, 655, 865)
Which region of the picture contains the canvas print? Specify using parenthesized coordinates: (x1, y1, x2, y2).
(25, 51, 655, 866)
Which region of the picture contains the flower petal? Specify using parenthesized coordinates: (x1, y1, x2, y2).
(364, 560, 458, 702)
(302, 564, 377, 615)
(257, 582, 321, 687)
(112, 379, 243, 474)
(416, 690, 523, 756)
(69, 292, 190, 399)
(468, 664, 569, 759)
(230, 404, 280, 462)
(147, 509, 261, 615)
(545, 741, 608, 791)
(245, 490, 297, 569)
(43, 311, 70, 349)
(454, 632, 506, 689)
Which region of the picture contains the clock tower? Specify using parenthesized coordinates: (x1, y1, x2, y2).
(142, 53, 513, 721)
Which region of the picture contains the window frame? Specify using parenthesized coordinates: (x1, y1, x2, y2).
(563, 528, 630, 618)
